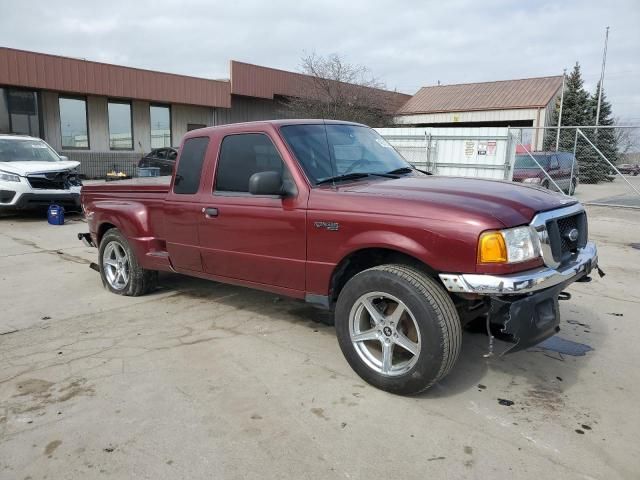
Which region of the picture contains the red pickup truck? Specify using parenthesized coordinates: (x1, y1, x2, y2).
(80, 120, 598, 395)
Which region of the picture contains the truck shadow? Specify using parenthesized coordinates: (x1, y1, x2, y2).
(0, 210, 85, 222)
(157, 272, 605, 399)
(423, 301, 605, 400)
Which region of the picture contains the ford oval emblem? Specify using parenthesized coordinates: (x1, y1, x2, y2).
(566, 228, 579, 242)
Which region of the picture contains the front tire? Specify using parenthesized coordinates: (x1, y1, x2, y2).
(99, 228, 157, 296)
(335, 265, 461, 395)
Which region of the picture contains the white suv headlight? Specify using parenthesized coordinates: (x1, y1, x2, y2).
(478, 226, 541, 264)
(0, 171, 21, 182)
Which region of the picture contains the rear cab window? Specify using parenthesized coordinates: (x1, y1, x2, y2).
(173, 137, 209, 194)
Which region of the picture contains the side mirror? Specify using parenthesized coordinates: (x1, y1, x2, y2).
(59, 155, 69, 161)
(249, 171, 284, 196)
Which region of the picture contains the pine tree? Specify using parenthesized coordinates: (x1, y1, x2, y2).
(544, 63, 591, 152)
(544, 63, 609, 183)
(588, 82, 618, 179)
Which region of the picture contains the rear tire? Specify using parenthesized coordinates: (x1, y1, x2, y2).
(99, 228, 157, 296)
(335, 265, 461, 395)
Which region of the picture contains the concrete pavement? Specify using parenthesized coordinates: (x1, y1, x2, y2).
(0, 206, 639, 479)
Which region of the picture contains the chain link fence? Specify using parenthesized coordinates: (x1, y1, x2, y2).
(63, 151, 142, 179)
(508, 125, 640, 208)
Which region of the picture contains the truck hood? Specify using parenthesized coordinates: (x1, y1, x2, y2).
(0, 161, 80, 176)
(337, 176, 576, 227)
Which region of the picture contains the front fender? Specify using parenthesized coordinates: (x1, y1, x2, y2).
(338, 230, 431, 263)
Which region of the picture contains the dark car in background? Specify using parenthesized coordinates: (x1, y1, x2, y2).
(137, 147, 178, 176)
(512, 151, 578, 194)
(618, 163, 640, 176)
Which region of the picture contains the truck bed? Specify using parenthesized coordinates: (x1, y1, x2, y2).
(82, 176, 171, 195)
(81, 176, 173, 272)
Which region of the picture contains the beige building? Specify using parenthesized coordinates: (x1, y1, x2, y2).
(0, 48, 408, 178)
(394, 76, 563, 151)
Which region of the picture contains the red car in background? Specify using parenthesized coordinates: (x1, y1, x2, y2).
(512, 151, 579, 194)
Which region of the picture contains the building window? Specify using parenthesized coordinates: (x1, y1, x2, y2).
(59, 96, 89, 149)
(0, 87, 41, 137)
(108, 101, 133, 150)
(150, 104, 171, 148)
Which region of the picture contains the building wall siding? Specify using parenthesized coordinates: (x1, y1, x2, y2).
(87, 95, 108, 151)
(132, 100, 151, 153)
(0, 47, 231, 108)
(40, 90, 218, 153)
(171, 104, 214, 144)
(214, 95, 293, 125)
(395, 108, 539, 125)
(41, 90, 61, 150)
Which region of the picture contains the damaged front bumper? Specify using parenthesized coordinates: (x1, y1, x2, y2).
(439, 242, 598, 352)
(439, 242, 597, 295)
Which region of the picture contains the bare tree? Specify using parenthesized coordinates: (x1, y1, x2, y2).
(613, 117, 640, 159)
(285, 53, 399, 126)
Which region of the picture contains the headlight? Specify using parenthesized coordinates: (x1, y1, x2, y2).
(478, 226, 540, 264)
(0, 171, 20, 182)
(523, 177, 542, 184)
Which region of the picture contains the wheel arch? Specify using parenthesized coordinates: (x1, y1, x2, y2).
(97, 222, 117, 245)
(92, 201, 151, 246)
(329, 247, 439, 305)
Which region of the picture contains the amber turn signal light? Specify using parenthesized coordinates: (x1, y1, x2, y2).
(478, 231, 507, 263)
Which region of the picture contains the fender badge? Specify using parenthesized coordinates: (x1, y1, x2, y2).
(314, 221, 340, 231)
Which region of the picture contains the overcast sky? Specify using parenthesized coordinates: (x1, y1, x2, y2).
(1, 0, 638, 120)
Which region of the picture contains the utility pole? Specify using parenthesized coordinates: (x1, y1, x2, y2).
(555, 68, 566, 152)
(594, 26, 610, 137)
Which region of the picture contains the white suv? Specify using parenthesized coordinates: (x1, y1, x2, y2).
(0, 135, 82, 210)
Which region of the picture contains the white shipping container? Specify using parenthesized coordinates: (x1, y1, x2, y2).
(376, 127, 516, 181)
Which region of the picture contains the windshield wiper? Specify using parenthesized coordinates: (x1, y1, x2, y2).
(386, 166, 433, 176)
(316, 172, 397, 185)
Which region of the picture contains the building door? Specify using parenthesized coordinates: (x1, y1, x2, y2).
(197, 132, 306, 291)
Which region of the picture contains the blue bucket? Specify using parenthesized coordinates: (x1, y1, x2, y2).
(47, 205, 65, 225)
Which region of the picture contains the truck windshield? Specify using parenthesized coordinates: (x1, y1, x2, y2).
(0, 139, 62, 162)
(280, 124, 411, 184)
(515, 154, 550, 169)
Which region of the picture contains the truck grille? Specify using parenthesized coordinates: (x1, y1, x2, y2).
(546, 211, 588, 264)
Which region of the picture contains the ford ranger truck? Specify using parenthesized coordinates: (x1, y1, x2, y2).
(79, 120, 598, 395)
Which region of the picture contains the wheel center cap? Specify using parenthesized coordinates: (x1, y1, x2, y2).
(383, 326, 393, 337)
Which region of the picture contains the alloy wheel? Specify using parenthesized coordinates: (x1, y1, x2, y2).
(102, 241, 129, 290)
(348, 291, 421, 376)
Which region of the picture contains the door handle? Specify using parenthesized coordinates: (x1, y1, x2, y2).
(203, 207, 218, 217)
